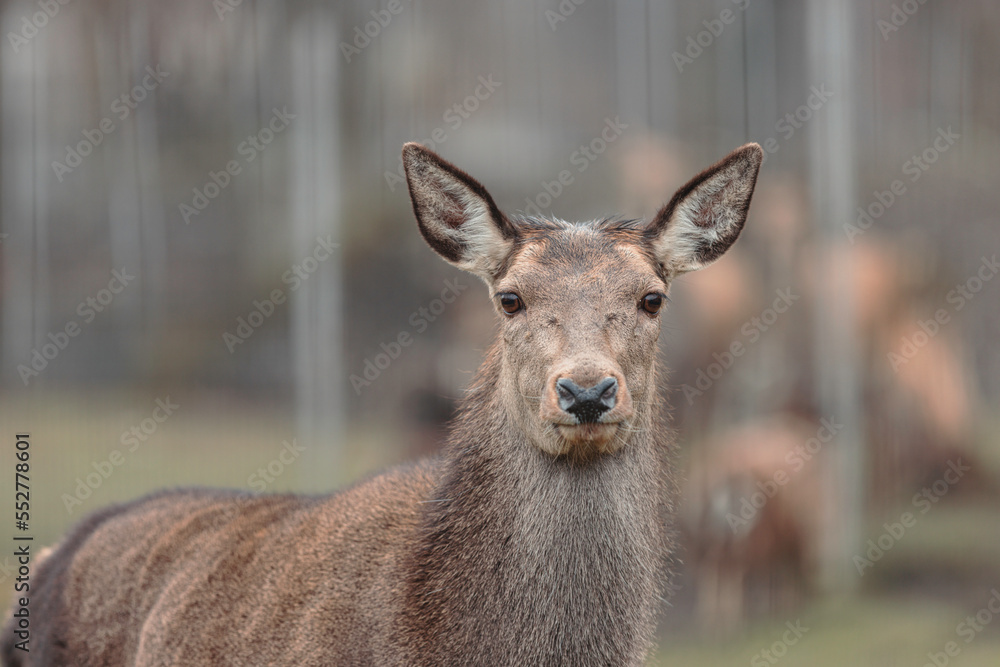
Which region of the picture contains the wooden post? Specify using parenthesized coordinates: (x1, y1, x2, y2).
(289, 4, 344, 489)
(806, 0, 865, 594)
(1, 5, 51, 385)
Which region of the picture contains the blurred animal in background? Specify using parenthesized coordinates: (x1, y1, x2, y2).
(635, 147, 993, 635)
(680, 414, 828, 635)
(844, 239, 991, 508)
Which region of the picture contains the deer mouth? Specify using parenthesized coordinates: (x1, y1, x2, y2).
(554, 421, 622, 448)
(547, 421, 626, 460)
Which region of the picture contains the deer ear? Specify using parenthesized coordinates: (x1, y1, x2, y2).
(644, 143, 763, 276)
(403, 143, 517, 281)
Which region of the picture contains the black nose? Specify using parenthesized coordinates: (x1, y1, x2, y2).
(556, 377, 618, 423)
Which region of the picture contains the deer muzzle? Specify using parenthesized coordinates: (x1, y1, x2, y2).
(540, 359, 634, 449)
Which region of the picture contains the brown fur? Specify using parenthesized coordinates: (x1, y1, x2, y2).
(3, 142, 761, 666)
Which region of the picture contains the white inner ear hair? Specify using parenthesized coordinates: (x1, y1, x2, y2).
(427, 171, 511, 278)
(654, 163, 752, 274)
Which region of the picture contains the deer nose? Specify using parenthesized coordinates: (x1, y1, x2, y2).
(555, 377, 618, 423)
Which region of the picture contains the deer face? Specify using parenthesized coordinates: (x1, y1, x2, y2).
(404, 142, 762, 460)
(489, 225, 660, 457)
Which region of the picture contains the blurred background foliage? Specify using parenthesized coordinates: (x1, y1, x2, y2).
(1, 0, 999, 663)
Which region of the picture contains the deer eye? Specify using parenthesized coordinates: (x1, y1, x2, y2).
(498, 293, 523, 315)
(640, 293, 664, 315)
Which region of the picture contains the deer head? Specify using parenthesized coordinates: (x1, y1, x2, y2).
(403, 142, 762, 461)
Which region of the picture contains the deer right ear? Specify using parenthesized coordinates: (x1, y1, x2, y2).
(403, 143, 518, 282)
(644, 143, 763, 277)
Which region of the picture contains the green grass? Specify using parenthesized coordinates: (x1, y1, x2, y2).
(654, 596, 1000, 666)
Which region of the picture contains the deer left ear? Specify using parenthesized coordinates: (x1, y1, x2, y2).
(645, 143, 763, 276)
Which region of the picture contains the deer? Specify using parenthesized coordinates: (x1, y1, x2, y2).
(3, 141, 762, 666)
(680, 415, 827, 635)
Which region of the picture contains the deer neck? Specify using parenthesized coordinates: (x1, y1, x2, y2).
(399, 345, 670, 662)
